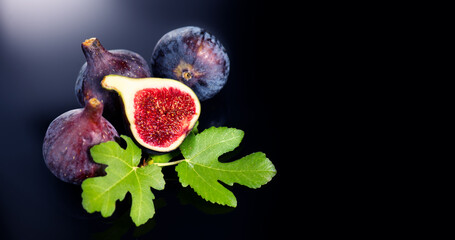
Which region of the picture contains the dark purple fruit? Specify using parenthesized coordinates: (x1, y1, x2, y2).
(43, 98, 119, 184)
(151, 26, 230, 101)
(75, 38, 151, 120)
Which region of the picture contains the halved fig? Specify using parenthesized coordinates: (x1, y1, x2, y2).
(101, 75, 201, 152)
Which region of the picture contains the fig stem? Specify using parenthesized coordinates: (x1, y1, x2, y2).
(82, 98, 103, 122)
(152, 159, 186, 167)
(82, 38, 109, 65)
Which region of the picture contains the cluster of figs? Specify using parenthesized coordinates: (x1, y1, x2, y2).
(43, 26, 230, 184)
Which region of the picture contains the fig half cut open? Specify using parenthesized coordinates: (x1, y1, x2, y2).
(102, 75, 201, 152)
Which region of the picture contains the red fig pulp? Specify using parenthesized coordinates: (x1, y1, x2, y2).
(43, 98, 119, 184)
(134, 87, 197, 147)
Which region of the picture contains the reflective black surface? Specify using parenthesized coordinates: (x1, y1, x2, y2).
(0, 1, 289, 239)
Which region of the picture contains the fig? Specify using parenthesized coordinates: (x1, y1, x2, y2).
(43, 98, 119, 184)
(151, 26, 230, 101)
(101, 75, 201, 152)
(75, 38, 151, 121)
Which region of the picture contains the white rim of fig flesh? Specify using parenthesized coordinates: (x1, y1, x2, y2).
(101, 75, 201, 152)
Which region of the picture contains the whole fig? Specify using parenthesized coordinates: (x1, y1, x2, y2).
(75, 38, 151, 122)
(151, 26, 230, 101)
(43, 98, 119, 184)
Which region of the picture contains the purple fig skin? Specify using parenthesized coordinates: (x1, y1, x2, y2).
(151, 26, 230, 101)
(75, 38, 151, 120)
(43, 98, 119, 185)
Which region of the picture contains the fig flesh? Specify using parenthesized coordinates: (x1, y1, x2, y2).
(75, 38, 151, 121)
(102, 75, 201, 152)
(151, 26, 230, 101)
(43, 98, 119, 184)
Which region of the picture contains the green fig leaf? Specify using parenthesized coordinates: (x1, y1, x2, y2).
(175, 127, 277, 207)
(81, 135, 165, 226)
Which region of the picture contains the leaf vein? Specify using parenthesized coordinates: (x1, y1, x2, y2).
(93, 152, 132, 167)
(187, 135, 242, 162)
(133, 169, 143, 221)
(92, 168, 135, 201)
(185, 161, 226, 197)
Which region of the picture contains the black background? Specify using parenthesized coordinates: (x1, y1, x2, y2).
(0, 0, 293, 239)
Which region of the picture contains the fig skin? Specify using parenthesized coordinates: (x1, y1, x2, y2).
(151, 26, 230, 101)
(75, 38, 151, 123)
(43, 98, 119, 185)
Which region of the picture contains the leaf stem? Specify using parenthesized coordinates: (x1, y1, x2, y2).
(153, 159, 186, 167)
